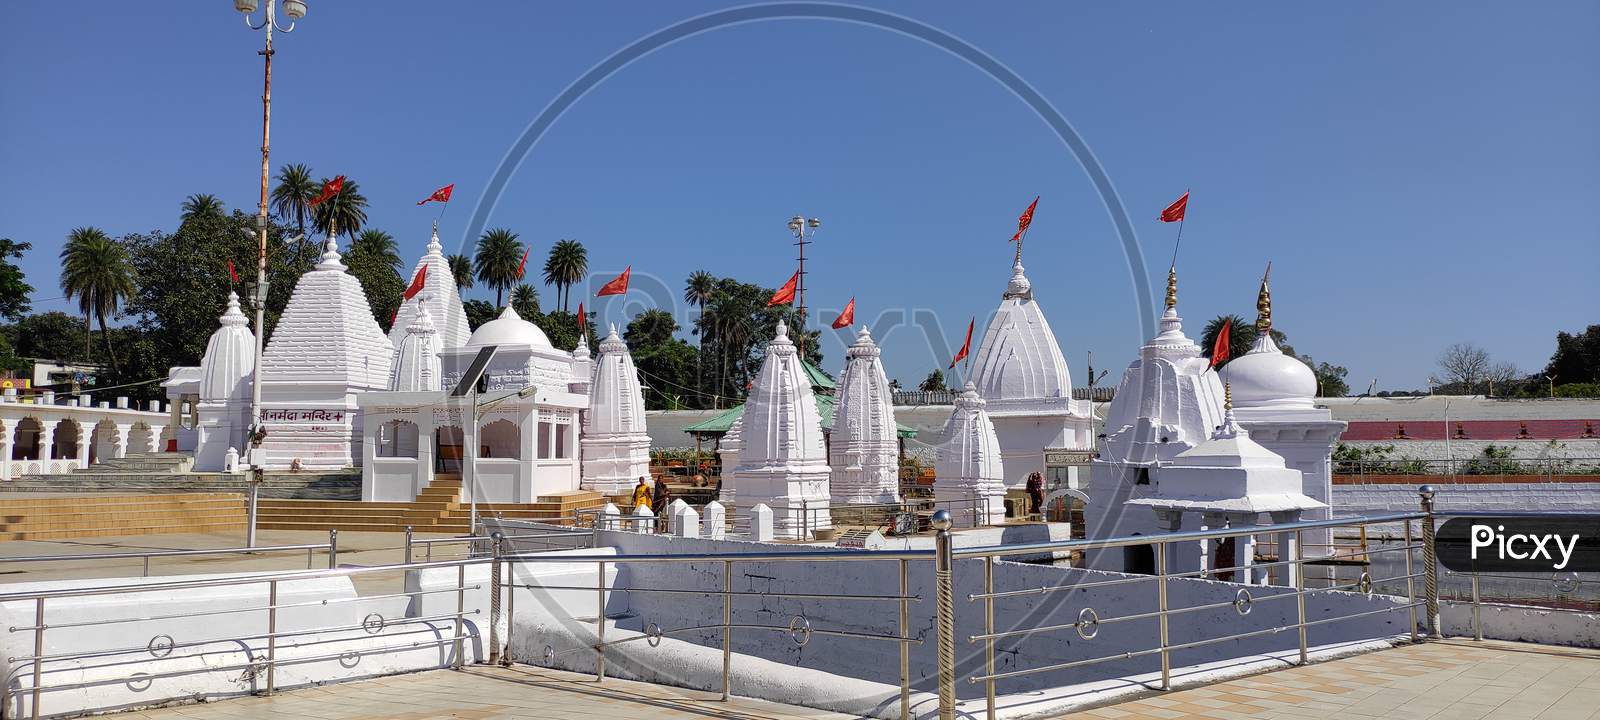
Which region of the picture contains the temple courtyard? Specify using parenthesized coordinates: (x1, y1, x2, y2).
(82, 640, 1598, 720)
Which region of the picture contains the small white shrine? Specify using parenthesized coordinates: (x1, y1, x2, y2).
(968, 256, 1095, 488)
(1125, 392, 1326, 584)
(190, 292, 255, 471)
(1085, 269, 1227, 570)
(933, 382, 1008, 526)
(255, 239, 394, 470)
(388, 224, 471, 351)
(580, 325, 651, 495)
(828, 327, 901, 504)
(725, 321, 832, 538)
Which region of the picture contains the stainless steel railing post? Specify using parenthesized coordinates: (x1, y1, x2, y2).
(1471, 574, 1482, 641)
(722, 559, 732, 701)
(1419, 485, 1440, 637)
(1295, 529, 1307, 665)
(596, 560, 607, 682)
(31, 597, 43, 720)
(503, 551, 517, 667)
(488, 533, 503, 665)
(983, 555, 996, 719)
(899, 557, 910, 720)
(932, 510, 956, 720)
(143, 554, 150, 578)
(1404, 519, 1418, 643)
(1157, 540, 1170, 691)
(453, 564, 466, 669)
(265, 579, 278, 696)
(328, 529, 339, 569)
(404, 525, 414, 565)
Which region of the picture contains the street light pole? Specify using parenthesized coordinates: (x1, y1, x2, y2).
(785, 215, 821, 353)
(237, 0, 306, 547)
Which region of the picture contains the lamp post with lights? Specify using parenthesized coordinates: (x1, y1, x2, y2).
(786, 215, 821, 353)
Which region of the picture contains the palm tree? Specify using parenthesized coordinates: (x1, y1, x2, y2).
(447, 254, 474, 291)
(473, 228, 522, 308)
(510, 283, 539, 318)
(270, 163, 318, 253)
(311, 176, 368, 241)
(180, 194, 225, 224)
(1200, 314, 1255, 368)
(348, 229, 402, 274)
(60, 227, 135, 375)
(683, 270, 717, 397)
(541, 239, 587, 312)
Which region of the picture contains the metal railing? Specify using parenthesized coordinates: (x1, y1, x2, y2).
(1431, 509, 1599, 640)
(0, 530, 341, 577)
(397, 527, 597, 563)
(572, 493, 1001, 539)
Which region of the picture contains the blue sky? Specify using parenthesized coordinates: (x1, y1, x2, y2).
(2, 1, 1596, 390)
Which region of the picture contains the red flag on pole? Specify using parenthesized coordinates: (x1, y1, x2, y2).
(1210, 318, 1232, 369)
(1159, 191, 1189, 223)
(1009, 196, 1039, 242)
(227, 259, 239, 284)
(577, 302, 585, 332)
(402, 264, 428, 301)
(949, 317, 975, 369)
(310, 175, 345, 207)
(831, 297, 855, 329)
(597, 266, 631, 296)
(768, 271, 799, 307)
(515, 245, 532, 279)
(416, 183, 454, 206)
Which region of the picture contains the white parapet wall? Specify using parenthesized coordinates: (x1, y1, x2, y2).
(1441, 600, 1600, 647)
(0, 572, 471, 718)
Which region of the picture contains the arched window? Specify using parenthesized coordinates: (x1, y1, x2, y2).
(11, 418, 42, 460)
(376, 420, 420, 458)
(436, 426, 463, 472)
(480, 419, 520, 460)
(52, 419, 81, 460)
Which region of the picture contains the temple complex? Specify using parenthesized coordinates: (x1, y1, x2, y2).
(828, 326, 901, 504)
(968, 255, 1096, 489)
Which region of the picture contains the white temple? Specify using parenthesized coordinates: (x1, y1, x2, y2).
(933, 382, 1008, 526)
(828, 327, 901, 504)
(191, 292, 255, 471)
(255, 238, 395, 470)
(725, 321, 832, 538)
(390, 294, 442, 393)
(389, 223, 471, 351)
(580, 325, 651, 495)
(1085, 268, 1227, 570)
(968, 256, 1095, 489)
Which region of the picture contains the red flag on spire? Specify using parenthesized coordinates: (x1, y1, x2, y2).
(768, 271, 799, 307)
(831, 297, 855, 329)
(949, 317, 975, 369)
(597, 266, 631, 296)
(577, 302, 585, 332)
(1210, 318, 1232, 369)
(402, 264, 428, 301)
(1160, 190, 1189, 223)
(515, 245, 532, 279)
(1009, 195, 1039, 242)
(310, 175, 345, 207)
(227, 259, 239, 284)
(416, 183, 454, 206)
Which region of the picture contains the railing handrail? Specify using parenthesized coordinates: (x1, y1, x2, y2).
(953, 511, 1426, 559)
(0, 556, 489, 603)
(0, 542, 332, 565)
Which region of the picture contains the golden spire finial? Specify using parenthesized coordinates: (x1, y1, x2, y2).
(1255, 261, 1273, 334)
(1164, 265, 1178, 312)
(1224, 379, 1233, 411)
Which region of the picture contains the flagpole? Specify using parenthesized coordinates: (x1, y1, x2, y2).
(1168, 188, 1189, 270)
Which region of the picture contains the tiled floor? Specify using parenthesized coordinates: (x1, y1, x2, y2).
(99, 639, 1600, 719)
(1061, 639, 1600, 720)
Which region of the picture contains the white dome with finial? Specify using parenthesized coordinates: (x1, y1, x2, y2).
(829, 326, 900, 504)
(199, 291, 255, 402)
(970, 259, 1075, 408)
(1227, 264, 1317, 409)
(467, 305, 552, 349)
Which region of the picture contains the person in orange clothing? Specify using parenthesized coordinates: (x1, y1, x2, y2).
(631, 476, 653, 513)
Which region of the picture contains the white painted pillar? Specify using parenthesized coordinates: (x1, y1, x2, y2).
(1200, 512, 1226, 579)
(0, 422, 14, 481)
(631, 504, 653, 534)
(1154, 510, 1190, 576)
(674, 506, 700, 539)
(599, 502, 621, 531)
(74, 422, 89, 468)
(1269, 510, 1303, 587)
(114, 423, 132, 459)
(1228, 513, 1259, 585)
(750, 503, 774, 542)
(38, 419, 55, 466)
(702, 501, 727, 540)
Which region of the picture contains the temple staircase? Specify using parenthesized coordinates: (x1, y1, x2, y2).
(254, 474, 606, 533)
(0, 493, 246, 541)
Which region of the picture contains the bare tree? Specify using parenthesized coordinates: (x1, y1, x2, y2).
(1486, 361, 1522, 396)
(1438, 342, 1491, 392)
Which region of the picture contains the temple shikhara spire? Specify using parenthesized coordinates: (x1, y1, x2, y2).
(934, 382, 1007, 526)
(580, 324, 651, 495)
(726, 320, 832, 538)
(829, 326, 901, 504)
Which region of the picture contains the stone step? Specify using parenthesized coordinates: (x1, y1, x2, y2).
(0, 493, 245, 510)
(0, 520, 248, 542)
(0, 492, 248, 541)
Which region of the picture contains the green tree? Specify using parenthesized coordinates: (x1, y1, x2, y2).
(684, 269, 716, 394)
(345, 229, 404, 330)
(1298, 354, 1350, 397)
(625, 308, 698, 410)
(510, 283, 540, 318)
(311, 176, 368, 240)
(1544, 325, 1600, 386)
(60, 227, 136, 374)
(180, 194, 226, 224)
(463, 299, 496, 330)
(692, 276, 818, 404)
(473, 228, 522, 308)
(271, 163, 319, 255)
(10, 312, 87, 364)
(0, 238, 35, 322)
(542, 239, 588, 312)
(919, 368, 946, 393)
(446, 254, 474, 291)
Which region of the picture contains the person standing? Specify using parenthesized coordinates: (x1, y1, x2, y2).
(1025, 471, 1045, 519)
(631, 476, 653, 513)
(653, 476, 671, 532)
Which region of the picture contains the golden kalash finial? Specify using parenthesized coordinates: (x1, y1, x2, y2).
(1255, 261, 1273, 334)
(1224, 379, 1234, 411)
(1164, 265, 1178, 312)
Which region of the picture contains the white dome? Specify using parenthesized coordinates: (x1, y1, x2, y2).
(970, 261, 1073, 404)
(1229, 334, 1316, 409)
(466, 305, 551, 349)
